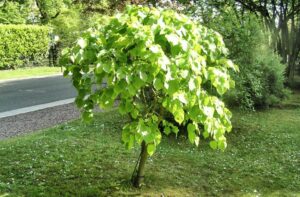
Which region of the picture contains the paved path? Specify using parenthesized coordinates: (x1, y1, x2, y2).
(0, 76, 76, 113)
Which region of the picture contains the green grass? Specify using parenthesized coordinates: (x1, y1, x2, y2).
(0, 67, 62, 81)
(0, 96, 299, 196)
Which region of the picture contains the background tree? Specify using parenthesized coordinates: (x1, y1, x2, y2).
(61, 5, 237, 187)
(228, 0, 300, 84)
(0, 0, 31, 24)
(34, 0, 65, 24)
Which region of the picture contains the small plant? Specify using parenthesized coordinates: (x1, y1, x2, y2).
(60, 5, 237, 187)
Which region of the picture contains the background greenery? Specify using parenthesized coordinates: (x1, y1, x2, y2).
(0, 24, 50, 69)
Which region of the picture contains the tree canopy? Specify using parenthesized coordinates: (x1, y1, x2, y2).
(61, 5, 237, 187)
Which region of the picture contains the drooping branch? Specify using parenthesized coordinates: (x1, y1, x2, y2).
(50, 10, 61, 19)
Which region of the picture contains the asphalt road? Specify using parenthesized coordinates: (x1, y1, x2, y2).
(0, 76, 77, 113)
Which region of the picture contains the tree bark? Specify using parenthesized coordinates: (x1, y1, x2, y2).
(132, 141, 148, 188)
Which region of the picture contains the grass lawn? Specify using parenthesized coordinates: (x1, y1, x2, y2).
(0, 67, 62, 81)
(0, 96, 299, 196)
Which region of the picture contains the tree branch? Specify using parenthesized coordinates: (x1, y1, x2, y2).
(235, 0, 270, 19)
(287, 3, 300, 19)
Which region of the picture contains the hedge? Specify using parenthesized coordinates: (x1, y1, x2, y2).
(0, 25, 50, 69)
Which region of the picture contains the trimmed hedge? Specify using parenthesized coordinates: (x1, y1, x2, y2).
(0, 25, 50, 69)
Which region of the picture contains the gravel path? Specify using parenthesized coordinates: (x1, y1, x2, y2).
(0, 103, 81, 140)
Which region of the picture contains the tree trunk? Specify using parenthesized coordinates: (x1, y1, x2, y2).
(132, 141, 148, 188)
(287, 30, 300, 84)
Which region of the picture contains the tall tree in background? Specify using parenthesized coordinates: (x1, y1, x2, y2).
(232, 0, 300, 84)
(0, 0, 30, 24)
(34, 0, 64, 24)
(192, 0, 300, 84)
(0, 0, 70, 24)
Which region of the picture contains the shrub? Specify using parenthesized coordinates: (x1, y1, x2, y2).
(221, 17, 287, 109)
(0, 24, 50, 69)
(194, 9, 288, 109)
(61, 5, 237, 187)
(230, 44, 287, 109)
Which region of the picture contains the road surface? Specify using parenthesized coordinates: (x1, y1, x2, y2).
(0, 76, 77, 113)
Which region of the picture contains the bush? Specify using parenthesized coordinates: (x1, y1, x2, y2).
(228, 45, 287, 109)
(194, 9, 288, 109)
(0, 24, 50, 69)
(222, 17, 287, 109)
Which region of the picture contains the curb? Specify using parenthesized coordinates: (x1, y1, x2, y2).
(0, 98, 75, 119)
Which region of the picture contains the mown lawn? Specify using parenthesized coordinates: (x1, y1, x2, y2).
(0, 67, 62, 81)
(0, 96, 299, 196)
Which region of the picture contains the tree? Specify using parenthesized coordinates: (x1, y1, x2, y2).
(231, 0, 300, 84)
(60, 5, 237, 187)
(0, 0, 71, 24)
(34, 0, 71, 24)
(0, 1, 30, 24)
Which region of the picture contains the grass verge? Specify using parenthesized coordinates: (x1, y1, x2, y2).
(0, 97, 299, 196)
(0, 67, 62, 81)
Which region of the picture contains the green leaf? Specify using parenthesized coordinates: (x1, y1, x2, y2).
(130, 109, 139, 119)
(158, 55, 170, 71)
(147, 144, 156, 156)
(122, 125, 131, 142)
(166, 33, 179, 46)
(209, 141, 218, 150)
(153, 78, 163, 90)
(174, 107, 184, 124)
(77, 38, 87, 49)
(152, 115, 158, 122)
(149, 45, 161, 54)
(187, 123, 196, 144)
(127, 135, 135, 149)
(203, 131, 209, 139)
(218, 139, 227, 150)
(180, 40, 188, 51)
(139, 71, 148, 82)
(195, 136, 200, 146)
(165, 80, 179, 95)
(175, 92, 187, 104)
(172, 126, 179, 135)
(103, 63, 112, 73)
(132, 76, 145, 89)
(164, 127, 171, 135)
(63, 70, 69, 77)
(188, 78, 196, 91)
(82, 110, 93, 122)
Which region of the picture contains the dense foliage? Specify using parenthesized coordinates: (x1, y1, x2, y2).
(0, 24, 50, 69)
(62, 5, 237, 153)
(0, 1, 28, 24)
(218, 13, 287, 109)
